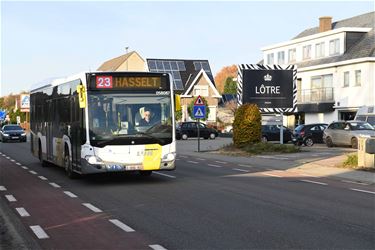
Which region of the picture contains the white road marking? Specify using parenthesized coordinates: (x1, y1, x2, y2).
(30, 225, 49, 239)
(215, 160, 227, 164)
(10, 159, 15, 162)
(29, 170, 38, 175)
(207, 164, 222, 168)
(82, 203, 103, 213)
(238, 164, 253, 168)
(16, 162, 21, 166)
(153, 172, 176, 179)
(149, 244, 168, 250)
(187, 160, 198, 164)
(49, 182, 61, 188)
(109, 219, 135, 232)
(6, 156, 10, 159)
(341, 180, 370, 186)
(300, 179, 328, 186)
(63, 191, 78, 198)
(262, 173, 283, 178)
(0, 186, 7, 191)
(180, 155, 187, 158)
(195, 158, 205, 161)
(15, 207, 30, 217)
(38, 176, 48, 181)
(350, 188, 375, 195)
(232, 168, 249, 172)
(5, 195, 17, 202)
(22, 166, 28, 169)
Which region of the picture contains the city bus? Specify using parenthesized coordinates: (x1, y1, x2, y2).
(30, 71, 176, 178)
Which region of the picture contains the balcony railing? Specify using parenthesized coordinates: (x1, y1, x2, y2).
(297, 87, 334, 103)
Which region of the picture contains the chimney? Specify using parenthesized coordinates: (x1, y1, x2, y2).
(319, 16, 332, 32)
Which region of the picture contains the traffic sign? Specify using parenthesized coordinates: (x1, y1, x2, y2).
(194, 95, 204, 106)
(193, 106, 206, 119)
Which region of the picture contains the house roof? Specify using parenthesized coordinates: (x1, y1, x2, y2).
(97, 51, 143, 71)
(292, 12, 375, 68)
(181, 69, 221, 98)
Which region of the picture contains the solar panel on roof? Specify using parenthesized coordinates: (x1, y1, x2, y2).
(163, 61, 171, 70)
(156, 61, 163, 70)
(148, 60, 156, 70)
(177, 61, 185, 71)
(174, 79, 184, 90)
(171, 61, 178, 70)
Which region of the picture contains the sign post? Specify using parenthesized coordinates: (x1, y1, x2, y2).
(193, 95, 206, 152)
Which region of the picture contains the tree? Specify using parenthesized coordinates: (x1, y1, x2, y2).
(223, 77, 237, 94)
(187, 97, 210, 121)
(214, 65, 237, 94)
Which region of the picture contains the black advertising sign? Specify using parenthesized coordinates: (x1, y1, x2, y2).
(242, 69, 294, 109)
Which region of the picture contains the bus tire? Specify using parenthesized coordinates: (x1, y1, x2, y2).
(139, 170, 152, 176)
(39, 141, 48, 167)
(64, 147, 79, 179)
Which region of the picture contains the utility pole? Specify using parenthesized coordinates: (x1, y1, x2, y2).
(125, 46, 129, 71)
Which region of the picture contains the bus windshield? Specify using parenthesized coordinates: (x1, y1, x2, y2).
(88, 93, 173, 146)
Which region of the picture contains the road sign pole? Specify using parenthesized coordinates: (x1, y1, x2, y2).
(197, 118, 200, 152)
(280, 112, 284, 145)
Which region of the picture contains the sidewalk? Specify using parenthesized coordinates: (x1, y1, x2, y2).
(288, 154, 375, 185)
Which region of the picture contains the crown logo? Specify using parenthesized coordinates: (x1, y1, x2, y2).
(264, 74, 272, 81)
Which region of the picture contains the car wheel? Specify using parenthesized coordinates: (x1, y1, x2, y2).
(261, 136, 268, 143)
(139, 170, 152, 176)
(351, 137, 358, 149)
(182, 134, 188, 140)
(304, 138, 314, 147)
(209, 133, 216, 139)
(326, 137, 334, 147)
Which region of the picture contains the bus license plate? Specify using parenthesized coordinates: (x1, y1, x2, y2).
(125, 165, 143, 171)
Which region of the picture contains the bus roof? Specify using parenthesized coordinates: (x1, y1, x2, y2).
(30, 71, 87, 93)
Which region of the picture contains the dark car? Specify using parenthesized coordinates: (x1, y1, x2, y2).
(292, 123, 328, 146)
(0, 124, 27, 142)
(176, 122, 218, 140)
(261, 125, 293, 143)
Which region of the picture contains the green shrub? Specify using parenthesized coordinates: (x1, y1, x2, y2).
(343, 154, 358, 167)
(233, 103, 261, 147)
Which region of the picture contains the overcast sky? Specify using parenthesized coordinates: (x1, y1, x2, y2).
(1, 0, 373, 96)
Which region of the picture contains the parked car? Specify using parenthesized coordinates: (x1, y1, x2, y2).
(261, 125, 293, 143)
(0, 124, 27, 142)
(323, 121, 375, 148)
(292, 123, 328, 146)
(355, 106, 375, 126)
(176, 122, 218, 140)
(223, 125, 233, 133)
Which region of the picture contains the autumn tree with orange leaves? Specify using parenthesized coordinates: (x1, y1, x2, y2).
(214, 65, 237, 94)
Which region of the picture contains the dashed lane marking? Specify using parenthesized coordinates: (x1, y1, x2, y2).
(5, 195, 17, 202)
(29, 171, 38, 175)
(187, 160, 199, 164)
(16, 162, 21, 166)
(6, 156, 10, 159)
(109, 219, 135, 232)
(350, 188, 375, 195)
(10, 159, 15, 162)
(153, 172, 176, 179)
(207, 164, 222, 168)
(0, 186, 7, 191)
(149, 244, 168, 250)
(30, 225, 49, 239)
(49, 183, 61, 188)
(38, 176, 48, 181)
(82, 203, 103, 213)
(341, 180, 370, 186)
(22, 166, 29, 169)
(214, 161, 227, 164)
(195, 158, 206, 161)
(15, 207, 30, 217)
(300, 179, 328, 186)
(63, 191, 78, 198)
(238, 164, 254, 168)
(232, 168, 249, 172)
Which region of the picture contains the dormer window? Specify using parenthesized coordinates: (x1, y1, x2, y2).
(303, 45, 312, 60)
(329, 39, 340, 55)
(315, 42, 325, 58)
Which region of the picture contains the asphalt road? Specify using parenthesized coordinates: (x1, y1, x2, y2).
(1, 140, 374, 249)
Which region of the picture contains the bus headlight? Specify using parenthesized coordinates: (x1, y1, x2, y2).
(21, 133, 26, 136)
(85, 155, 103, 164)
(162, 152, 176, 162)
(3, 133, 9, 137)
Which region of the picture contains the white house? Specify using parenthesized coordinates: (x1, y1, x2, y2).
(261, 12, 375, 126)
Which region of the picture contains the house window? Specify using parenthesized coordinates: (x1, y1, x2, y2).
(288, 48, 296, 63)
(277, 51, 285, 64)
(355, 70, 361, 86)
(310, 74, 333, 101)
(302, 45, 311, 60)
(193, 85, 208, 97)
(315, 42, 325, 58)
(343, 71, 350, 87)
(329, 39, 340, 55)
(267, 53, 274, 64)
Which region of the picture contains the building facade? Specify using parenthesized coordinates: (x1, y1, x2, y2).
(261, 12, 375, 126)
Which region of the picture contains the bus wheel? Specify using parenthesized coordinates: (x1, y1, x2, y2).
(39, 142, 48, 167)
(139, 170, 152, 176)
(64, 152, 78, 179)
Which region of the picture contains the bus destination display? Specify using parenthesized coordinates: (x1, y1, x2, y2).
(93, 75, 163, 90)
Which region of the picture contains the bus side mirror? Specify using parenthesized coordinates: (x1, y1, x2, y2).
(76, 85, 87, 108)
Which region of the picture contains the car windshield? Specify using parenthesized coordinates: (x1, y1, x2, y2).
(3, 125, 23, 131)
(349, 122, 374, 130)
(294, 125, 304, 131)
(88, 93, 172, 146)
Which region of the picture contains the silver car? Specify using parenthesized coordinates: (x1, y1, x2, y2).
(323, 121, 375, 148)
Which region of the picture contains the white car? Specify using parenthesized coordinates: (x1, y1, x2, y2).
(223, 125, 233, 133)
